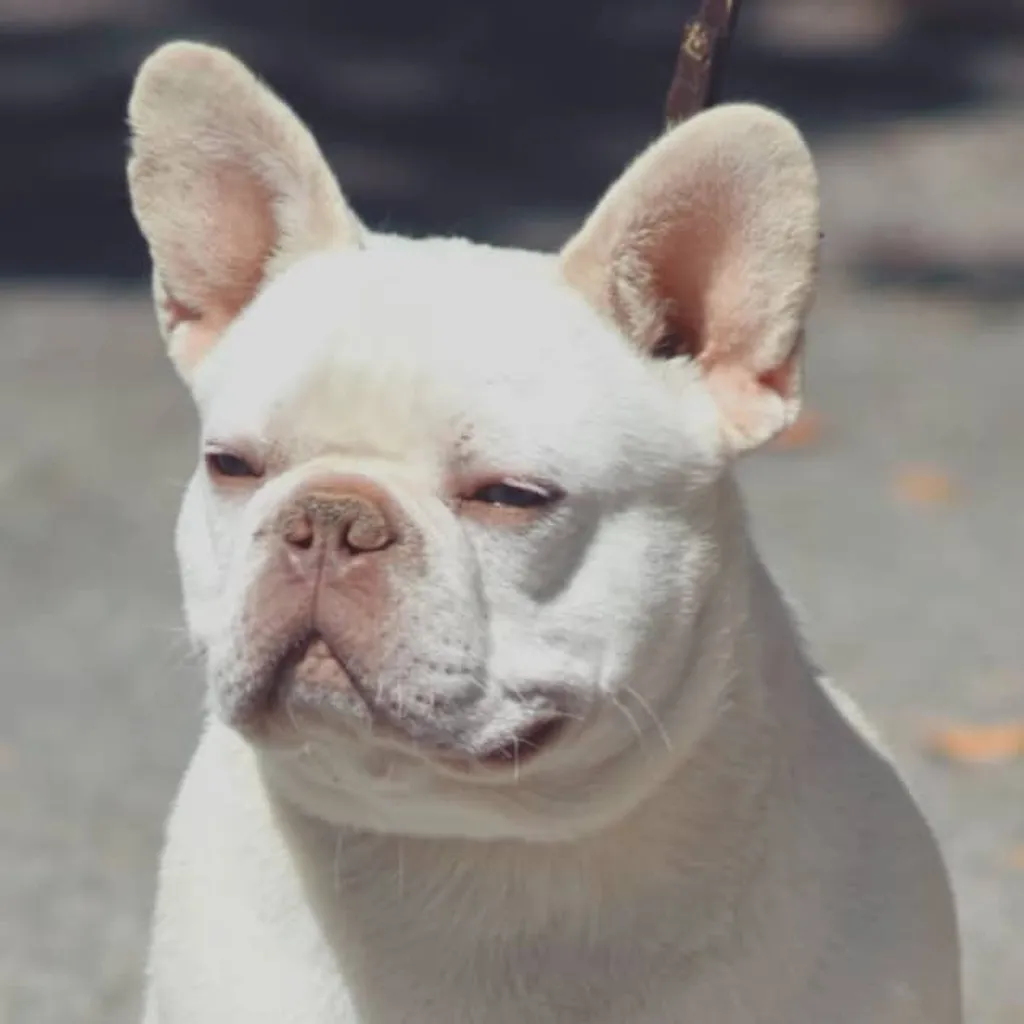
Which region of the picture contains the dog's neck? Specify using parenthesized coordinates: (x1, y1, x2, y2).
(249, 479, 819, 952)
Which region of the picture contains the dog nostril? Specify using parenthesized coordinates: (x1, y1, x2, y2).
(284, 515, 315, 550)
(278, 484, 400, 557)
(344, 510, 394, 553)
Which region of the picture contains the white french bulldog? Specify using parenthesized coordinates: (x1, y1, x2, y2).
(128, 42, 962, 1024)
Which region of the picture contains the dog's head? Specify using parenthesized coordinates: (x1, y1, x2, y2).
(127, 43, 819, 840)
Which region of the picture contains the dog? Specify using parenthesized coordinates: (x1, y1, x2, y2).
(128, 41, 962, 1024)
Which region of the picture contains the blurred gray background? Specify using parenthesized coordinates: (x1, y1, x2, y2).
(0, 1, 1021, 1021)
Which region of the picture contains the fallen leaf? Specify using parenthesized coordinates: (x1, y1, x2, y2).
(1009, 846, 1024, 870)
(893, 465, 956, 506)
(772, 410, 824, 451)
(926, 722, 1024, 765)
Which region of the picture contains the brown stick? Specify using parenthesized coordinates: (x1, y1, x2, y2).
(665, 0, 743, 126)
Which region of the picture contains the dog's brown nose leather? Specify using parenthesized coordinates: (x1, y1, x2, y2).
(280, 476, 399, 562)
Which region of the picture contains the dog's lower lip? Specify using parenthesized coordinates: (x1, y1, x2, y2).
(479, 716, 567, 767)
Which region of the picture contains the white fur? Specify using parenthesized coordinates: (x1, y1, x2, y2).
(129, 43, 962, 1024)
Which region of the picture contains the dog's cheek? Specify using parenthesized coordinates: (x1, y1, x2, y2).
(387, 538, 490, 689)
(461, 503, 598, 609)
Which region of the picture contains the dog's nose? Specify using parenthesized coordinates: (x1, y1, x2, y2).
(279, 475, 400, 566)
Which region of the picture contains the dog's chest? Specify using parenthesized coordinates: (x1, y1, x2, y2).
(324, 929, 694, 1024)
(308, 854, 707, 1024)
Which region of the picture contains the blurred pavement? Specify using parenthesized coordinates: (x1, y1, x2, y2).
(0, 3, 1022, 1022)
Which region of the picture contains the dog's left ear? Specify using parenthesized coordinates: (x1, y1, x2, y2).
(127, 42, 364, 382)
(561, 104, 820, 452)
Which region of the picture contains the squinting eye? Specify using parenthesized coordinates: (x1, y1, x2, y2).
(467, 481, 561, 509)
(205, 450, 262, 480)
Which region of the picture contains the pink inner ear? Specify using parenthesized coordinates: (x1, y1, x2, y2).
(642, 177, 746, 366)
(638, 188, 803, 410)
(160, 162, 278, 373)
(647, 225, 713, 359)
(561, 107, 818, 450)
(588, 173, 739, 366)
(579, 188, 806, 448)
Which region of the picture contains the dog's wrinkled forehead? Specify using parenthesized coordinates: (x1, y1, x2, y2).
(196, 237, 692, 485)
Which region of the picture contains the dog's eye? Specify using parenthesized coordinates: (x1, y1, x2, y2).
(467, 481, 560, 509)
(205, 450, 262, 480)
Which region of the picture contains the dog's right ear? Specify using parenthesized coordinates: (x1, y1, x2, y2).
(561, 105, 819, 453)
(127, 42, 363, 382)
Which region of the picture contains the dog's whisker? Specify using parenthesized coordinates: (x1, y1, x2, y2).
(622, 686, 673, 755)
(611, 695, 647, 754)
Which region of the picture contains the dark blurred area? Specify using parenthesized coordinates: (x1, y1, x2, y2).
(2, 0, 1024, 279)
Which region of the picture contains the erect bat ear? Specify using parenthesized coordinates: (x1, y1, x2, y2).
(562, 104, 820, 452)
(127, 42, 365, 381)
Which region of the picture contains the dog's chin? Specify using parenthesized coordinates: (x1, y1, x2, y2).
(216, 636, 576, 784)
(254, 716, 663, 844)
(210, 640, 669, 841)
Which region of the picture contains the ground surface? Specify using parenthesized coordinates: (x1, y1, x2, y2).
(0, 4, 1022, 1023)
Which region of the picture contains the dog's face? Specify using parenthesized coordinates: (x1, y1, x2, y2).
(128, 44, 819, 840)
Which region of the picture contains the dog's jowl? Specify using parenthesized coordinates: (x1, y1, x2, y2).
(128, 42, 962, 1024)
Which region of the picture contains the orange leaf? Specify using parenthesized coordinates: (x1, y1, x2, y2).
(926, 722, 1024, 765)
(772, 410, 824, 451)
(893, 465, 956, 506)
(1009, 846, 1024, 870)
